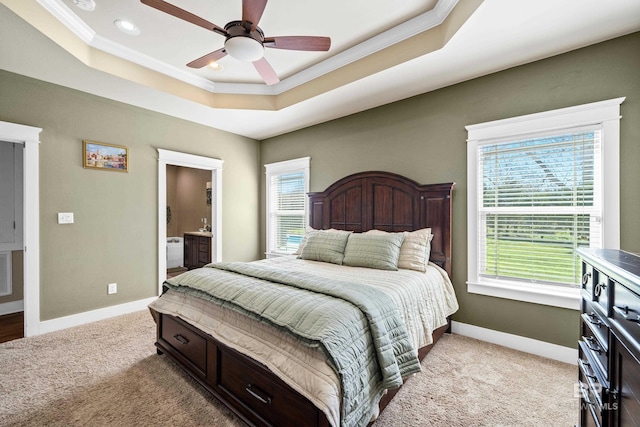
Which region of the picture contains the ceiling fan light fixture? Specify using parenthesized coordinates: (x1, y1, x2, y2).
(114, 19, 141, 36)
(224, 36, 264, 62)
(208, 62, 224, 71)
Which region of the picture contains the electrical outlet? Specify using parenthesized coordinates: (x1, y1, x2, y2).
(107, 283, 117, 295)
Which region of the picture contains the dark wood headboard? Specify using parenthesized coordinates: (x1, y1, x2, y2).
(308, 171, 454, 276)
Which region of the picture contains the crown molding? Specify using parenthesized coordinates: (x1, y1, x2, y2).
(36, 0, 218, 92)
(36, 0, 94, 42)
(36, 0, 458, 96)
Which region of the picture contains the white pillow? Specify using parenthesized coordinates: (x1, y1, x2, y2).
(366, 228, 432, 272)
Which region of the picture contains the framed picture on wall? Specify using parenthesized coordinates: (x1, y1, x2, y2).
(83, 140, 128, 172)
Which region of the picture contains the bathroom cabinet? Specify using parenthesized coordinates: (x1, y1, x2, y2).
(184, 233, 211, 270)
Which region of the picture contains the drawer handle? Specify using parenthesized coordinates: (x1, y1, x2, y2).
(585, 312, 603, 328)
(613, 305, 640, 324)
(578, 382, 596, 406)
(173, 334, 190, 345)
(245, 384, 272, 405)
(583, 336, 602, 354)
(582, 272, 592, 286)
(594, 282, 607, 297)
(579, 359, 600, 383)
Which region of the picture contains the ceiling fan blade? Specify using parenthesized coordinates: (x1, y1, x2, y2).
(252, 57, 279, 85)
(242, 0, 268, 31)
(187, 48, 228, 68)
(140, 0, 226, 35)
(264, 36, 331, 51)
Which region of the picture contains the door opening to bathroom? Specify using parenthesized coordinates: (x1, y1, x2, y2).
(165, 165, 212, 278)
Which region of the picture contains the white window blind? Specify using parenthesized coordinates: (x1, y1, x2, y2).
(466, 97, 623, 309)
(478, 129, 601, 287)
(265, 157, 310, 256)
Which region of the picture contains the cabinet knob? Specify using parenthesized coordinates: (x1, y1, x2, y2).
(594, 282, 607, 297)
(583, 336, 602, 354)
(585, 312, 603, 328)
(613, 305, 640, 324)
(582, 272, 592, 286)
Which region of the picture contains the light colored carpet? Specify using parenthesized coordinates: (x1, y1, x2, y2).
(0, 310, 578, 426)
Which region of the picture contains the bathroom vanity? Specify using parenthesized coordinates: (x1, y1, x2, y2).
(184, 232, 212, 270)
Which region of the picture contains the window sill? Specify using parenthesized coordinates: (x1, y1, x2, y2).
(467, 279, 580, 310)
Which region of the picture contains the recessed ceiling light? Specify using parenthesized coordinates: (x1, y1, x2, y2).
(208, 62, 224, 71)
(73, 0, 96, 11)
(114, 19, 141, 36)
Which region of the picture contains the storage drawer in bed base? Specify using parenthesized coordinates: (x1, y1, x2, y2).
(155, 313, 449, 427)
(156, 313, 330, 427)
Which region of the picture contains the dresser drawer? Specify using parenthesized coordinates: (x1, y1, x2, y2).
(582, 299, 609, 356)
(581, 322, 609, 381)
(198, 251, 210, 264)
(612, 280, 640, 348)
(218, 348, 317, 427)
(578, 374, 604, 427)
(582, 262, 595, 298)
(579, 346, 609, 415)
(593, 269, 611, 315)
(161, 315, 207, 374)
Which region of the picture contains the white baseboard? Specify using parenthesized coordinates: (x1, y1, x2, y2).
(36, 297, 157, 336)
(0, 299, 23, 316)
(451, 321, 578, 365)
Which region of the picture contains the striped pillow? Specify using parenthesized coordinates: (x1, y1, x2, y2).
(366, 228, 432, 272)
(298, 230, 351, 265)
(342, 233, 405, 270)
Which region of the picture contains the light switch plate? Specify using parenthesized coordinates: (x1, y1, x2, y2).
(57, 212, 74, 224)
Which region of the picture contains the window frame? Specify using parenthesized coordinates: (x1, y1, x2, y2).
(265, 157, 310, 258)
(466, 98, 624, 309)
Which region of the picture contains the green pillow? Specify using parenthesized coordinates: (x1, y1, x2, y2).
(343, 233, 405, 270)
(298, 230, 351, 265)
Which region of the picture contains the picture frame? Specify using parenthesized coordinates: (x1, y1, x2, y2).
(83, 140, 128, 172)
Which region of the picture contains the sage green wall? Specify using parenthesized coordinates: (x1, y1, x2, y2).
(261, 32, 640, 348)
(0, 70, 261, 321)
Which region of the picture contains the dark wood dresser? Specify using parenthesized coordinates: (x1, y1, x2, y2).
(577, 248, 640, 427)
(184, 232, 211, 270)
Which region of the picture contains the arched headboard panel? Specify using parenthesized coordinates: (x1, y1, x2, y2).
(308, 171, 454, 276)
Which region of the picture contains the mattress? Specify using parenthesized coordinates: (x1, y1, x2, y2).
(149, 256, 459, 427)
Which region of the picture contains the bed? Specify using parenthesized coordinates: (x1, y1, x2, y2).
(149, 171, 457, 427)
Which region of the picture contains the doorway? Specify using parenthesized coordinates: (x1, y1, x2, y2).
(166, 164, 212, 278)
(0, 121, 42, 338)
(157, 149, 223, 295)
(0, 140, 23, 342)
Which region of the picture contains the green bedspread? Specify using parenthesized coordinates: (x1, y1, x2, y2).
(164, 261, 422, 427)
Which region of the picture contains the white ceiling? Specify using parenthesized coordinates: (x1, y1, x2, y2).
(57, 0, 439, 85)
(1, 0, 639, 140)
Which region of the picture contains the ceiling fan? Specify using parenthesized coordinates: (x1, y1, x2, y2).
(140, 0, 331, 85)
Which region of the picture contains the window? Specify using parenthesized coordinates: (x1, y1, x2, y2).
(466, 98, 624, 309)
(265, 157, 310, 257)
